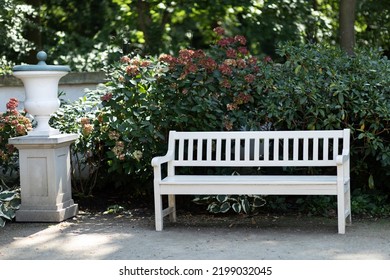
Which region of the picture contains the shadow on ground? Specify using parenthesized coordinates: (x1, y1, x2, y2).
(1, 211, 389, 260)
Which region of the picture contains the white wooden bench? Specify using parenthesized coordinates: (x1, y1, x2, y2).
(152, 129, 351, 234)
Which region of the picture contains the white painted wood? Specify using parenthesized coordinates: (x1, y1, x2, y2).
(152, 129, 351, 234)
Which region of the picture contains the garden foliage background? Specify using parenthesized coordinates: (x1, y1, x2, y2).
(1, 0, 389, 218)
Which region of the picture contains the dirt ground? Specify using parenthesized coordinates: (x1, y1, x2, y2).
(1, 209, 390, 260)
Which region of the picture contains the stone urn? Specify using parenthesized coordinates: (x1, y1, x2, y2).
(9, 51, 78, 222)
(12, 51, 70, 136)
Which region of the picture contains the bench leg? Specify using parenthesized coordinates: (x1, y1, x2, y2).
(168, 194, 177, 222)
(154, 193, 163, 231)
(337, 185, 346, 234)
(337, 181, 353, 234)
(346, 182, 352, 225)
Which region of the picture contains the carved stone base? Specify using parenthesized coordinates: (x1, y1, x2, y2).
(9, 134, 78, 222)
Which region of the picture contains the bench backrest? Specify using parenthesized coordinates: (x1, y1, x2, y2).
(167, 129, 350, 167)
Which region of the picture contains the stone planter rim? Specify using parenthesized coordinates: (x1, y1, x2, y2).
(12, 50, 70, 72)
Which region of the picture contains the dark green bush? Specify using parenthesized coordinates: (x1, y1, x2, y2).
(263, 43, 390, 191)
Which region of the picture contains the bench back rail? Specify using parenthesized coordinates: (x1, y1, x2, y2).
(167, 130, 350, 171)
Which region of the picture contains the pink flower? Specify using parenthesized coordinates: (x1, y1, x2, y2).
(193, 50, 206, 59)
(158, 54, 178, 66)
(227, 104, 237, 111)
(101, 93, 113, 102)
(82, 124, 94, 136)
(248, 57, 258, 65)
(186, 63, 198, 73)
(6, 98, 18, 110)
(238, 46, 248, 55)
(217, 37, 234, 48)
(220, 79, 231, 88)
(224, 119, 233, 130)
(141, 60, 151, 67)
(219, 64, 232, 76)
(80, 117, 90, 125)
(234, 35, 247, 45)
(126, 65, 139, 76)
(244, 74, 255, 83)
(263, 56, 273, 63)
(120, 56, 131, 63)
(236, 58, 246, 69)
(179, 49, 195, 62)
(199, 57, 217, 72)
(226, 48, 237, 58)
(213, 26, 225, 36)
(16, 124, 26, 135)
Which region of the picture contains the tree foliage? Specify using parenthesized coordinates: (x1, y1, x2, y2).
(1, 0, 389, 71)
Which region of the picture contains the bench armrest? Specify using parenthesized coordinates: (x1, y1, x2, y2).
(151, 151, 174, 167)
(336, 149, 350, 165)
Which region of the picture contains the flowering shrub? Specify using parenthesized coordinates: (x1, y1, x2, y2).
(0, 98, 32, 174)
(51, 89, 106, 196)
(51, 27, 273, 197)
(156, 27, 272, 132)
(94, 27, 274, 181)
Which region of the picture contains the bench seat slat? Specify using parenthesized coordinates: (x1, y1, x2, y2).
(159, 175, 338, 195)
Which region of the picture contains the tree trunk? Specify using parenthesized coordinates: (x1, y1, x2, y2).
(339, 0, 356, 55)
(25, 0, 42, 63)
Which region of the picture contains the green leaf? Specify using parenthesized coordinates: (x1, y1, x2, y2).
(219, 202, 231, 213)
(208, 203, 220, 213)
(252, 196, 266, 208)
(368, 174, 375, 189)
(232, 202, 241, 213)
(241, 197, 250, 214)
(338, 92, 344, 104)
(216, 195, 228, 203)
(294, 65, 302, 74)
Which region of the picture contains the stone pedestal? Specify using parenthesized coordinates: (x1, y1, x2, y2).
(9, 134, 78, 222)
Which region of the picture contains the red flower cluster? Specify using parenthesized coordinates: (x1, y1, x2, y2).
(6, 98, 18, 110)
(1, 98, 33, 165)
(101, 92, 113, 102)
(219, 63, 233, 76)
(213, 26, 225, 36)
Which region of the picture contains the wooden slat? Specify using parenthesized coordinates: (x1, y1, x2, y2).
(178, 138, 184, 161)
(188, 139, 194, 161)
(264, 138, 269, 161)
(333, 137, 339, 160)
(235, 138, 240, 161)
(323, 138, 328, 160)
(303, 138, 309, 161)
(283, 138, 288, 162)
(207, 139, 212, 161)
(254, 138, 260, 162)
(273, 138, 279, 161)
(313, 137, 319, 161)
(197, 138, 203, 161)
(216, 138, 221, 162)
(293, 138, 299, 162)
(226, 138, 231, 161)
(245, 138, 250, 161)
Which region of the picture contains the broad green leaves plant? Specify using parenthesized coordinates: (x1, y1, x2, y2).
(193, 194, 266, 215)
(0, 179, 20, 227)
